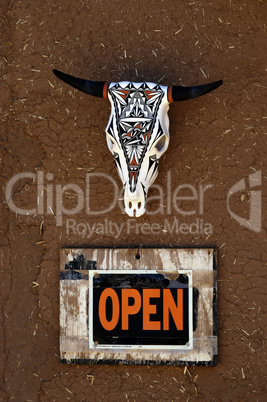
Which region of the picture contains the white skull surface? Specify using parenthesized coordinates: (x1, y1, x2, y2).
(52, 69, 223, 217)
(105, 81, 170, 217)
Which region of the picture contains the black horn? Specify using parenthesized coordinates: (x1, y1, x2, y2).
(168, 80, 223, 103)
(52, 69, 109, 98)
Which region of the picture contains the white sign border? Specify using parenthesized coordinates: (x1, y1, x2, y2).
(88, 269, 193, 351)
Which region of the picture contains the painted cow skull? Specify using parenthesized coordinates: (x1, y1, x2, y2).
(53, 69, 222, 217)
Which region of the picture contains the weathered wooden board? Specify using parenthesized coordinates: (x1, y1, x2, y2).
(60, 248, 217, 366)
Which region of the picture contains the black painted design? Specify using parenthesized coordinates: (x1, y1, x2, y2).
(107, 83, 165, 191)
(64, 254, 97, 270)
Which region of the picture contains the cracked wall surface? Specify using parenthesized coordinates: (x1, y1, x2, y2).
(0, 0, 266, 400)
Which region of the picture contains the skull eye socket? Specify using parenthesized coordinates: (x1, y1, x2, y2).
(154, 134, 169, 153)
(106, 134, 117, 153)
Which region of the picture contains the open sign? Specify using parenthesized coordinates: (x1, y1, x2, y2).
(89, 270, 193, 350)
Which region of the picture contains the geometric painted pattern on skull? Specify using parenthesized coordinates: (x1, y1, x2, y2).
(107, 82, 165, 192)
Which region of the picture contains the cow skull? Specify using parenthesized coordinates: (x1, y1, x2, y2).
(53, 69, 222, 217)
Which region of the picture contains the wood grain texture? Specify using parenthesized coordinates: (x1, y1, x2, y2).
(60, 248, 217, 365)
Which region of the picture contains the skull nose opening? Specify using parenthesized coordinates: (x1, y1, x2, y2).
(125, 198, 145, 217)
(124, 182, 146, 217)
(126, 199, 144, 217)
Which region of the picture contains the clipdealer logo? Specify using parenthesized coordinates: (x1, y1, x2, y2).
(4, 170, 262, 234)
(227, 170, 262, 233)
(4, 170, 212, 225)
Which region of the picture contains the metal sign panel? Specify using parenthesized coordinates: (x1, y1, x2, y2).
(89, 270, 193, 350)
(60, 248, 217, 366)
